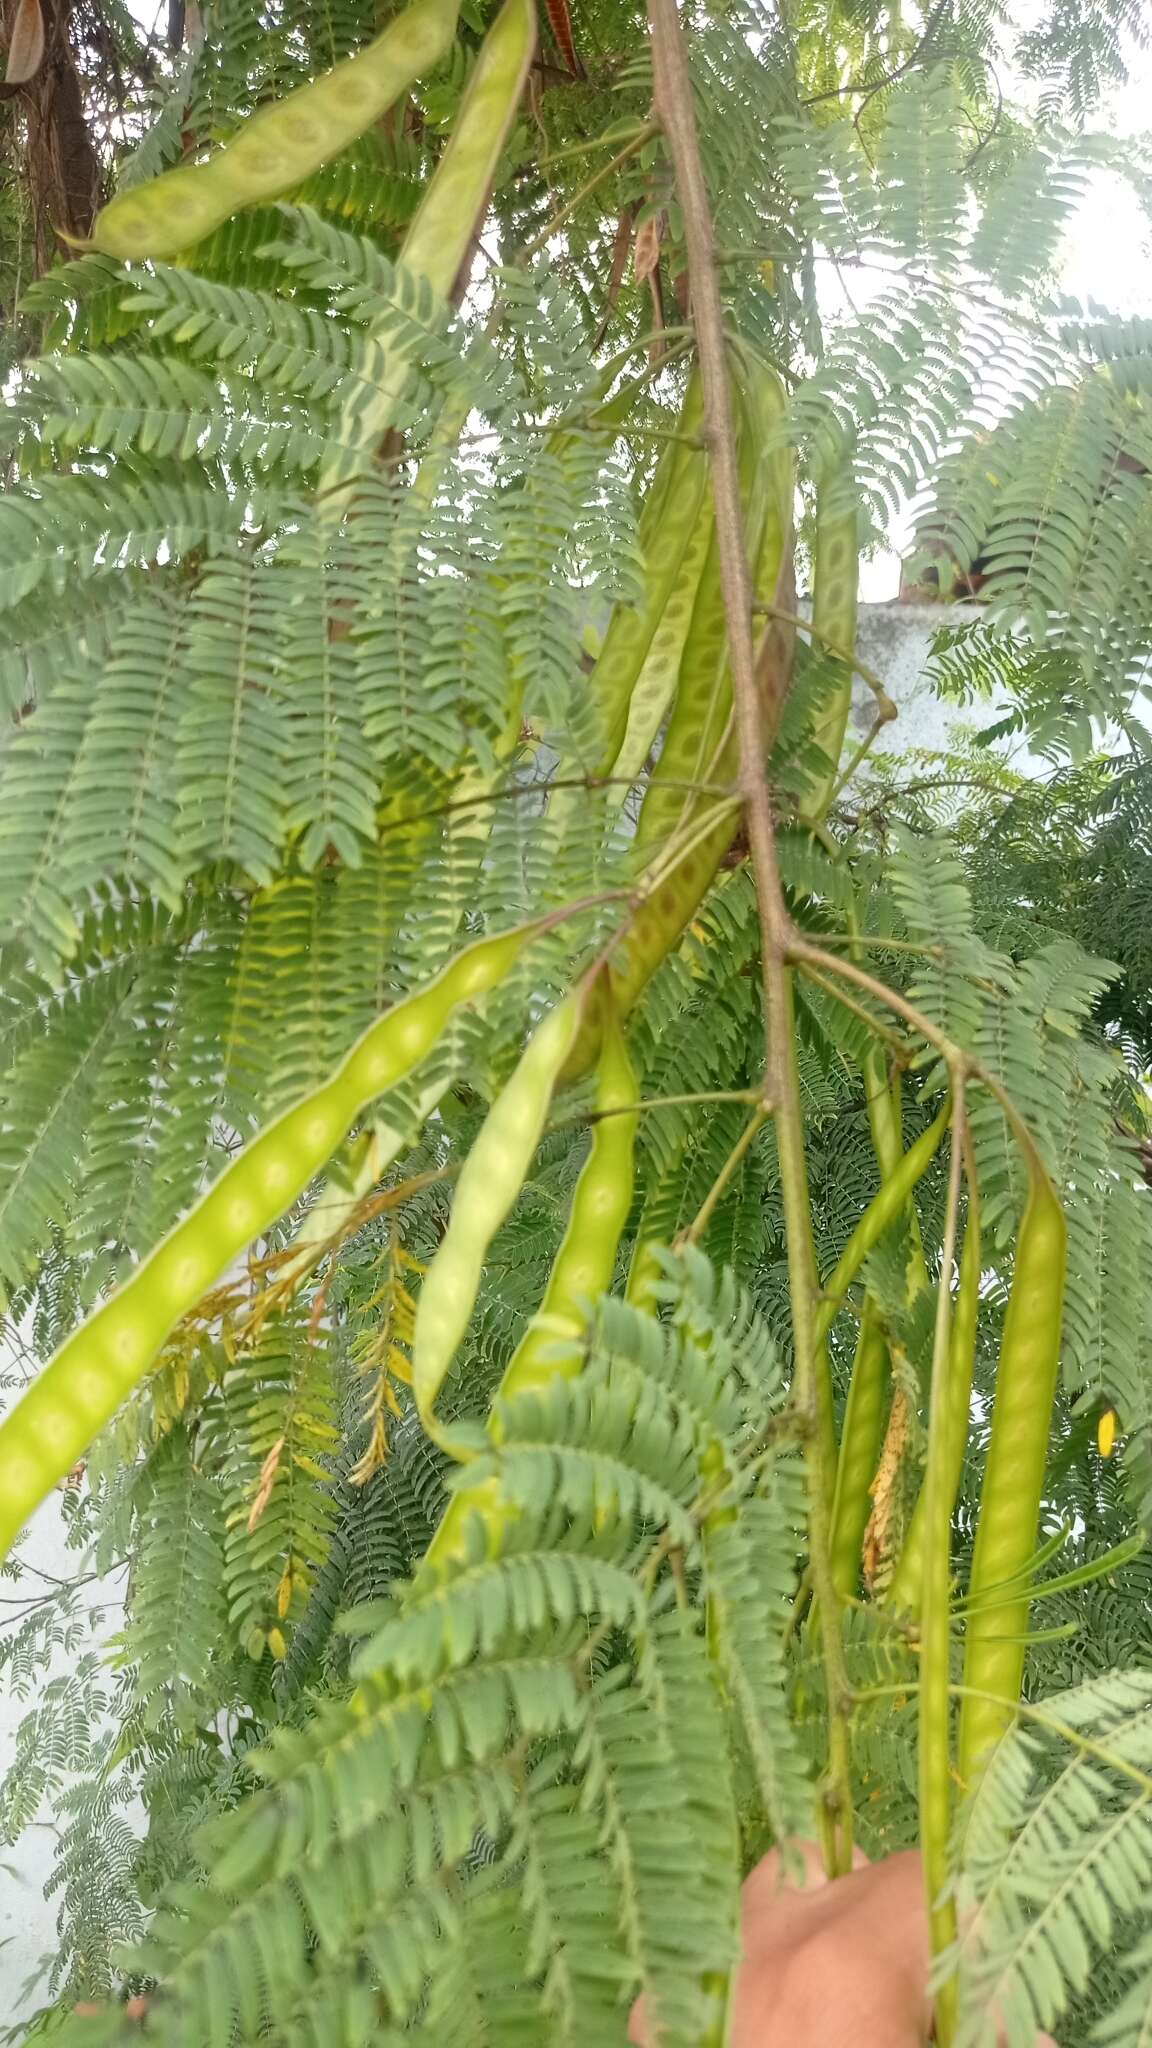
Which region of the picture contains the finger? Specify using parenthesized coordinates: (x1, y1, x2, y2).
(743, 1835, 870, 1911)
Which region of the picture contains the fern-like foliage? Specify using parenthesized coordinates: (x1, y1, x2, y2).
(953, 1671, 1152, 2048)
(47, 1253, 806, 2046)
(4, 0, 1152, 2036)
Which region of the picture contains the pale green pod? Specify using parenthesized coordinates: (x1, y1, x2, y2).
(92, 165, 234, 263)
(634, 378, 777, 859)
(563, 358, 790, 1086)
(500, 1004, 638, 1397)
(608, 494, 714, 796)
(323, 0, 536, 496)
(828, 1301, 888, 1599)
(804, 493, 860, 820)
(401, 0, 535, 297)
(591, 376, 708, 774)
(422, 1001, 637, 1571)
(632, 527, 732, 860)
(0, 919, 541, 1558)
(92, 0, 459, 262)
(560, 803, 741, 1086)
(412, 985, 587, 1438)
(812, 1100, 950, 1349)
(957, 1174, 1065, 1782)
(887, 1186, 981, 1615)
(625, 1233, 665, 1311)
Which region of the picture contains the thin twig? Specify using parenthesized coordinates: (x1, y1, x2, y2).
(678, 1103, 771, 1246)
(647, 0, 854, 1872)
(799, 0, 950, 107)
(553, 1087, 764, 1133)
(821, 699, 899, 811)
(376, 768, 737, 839)
(799, 962, 914, 1061)
(919, 1098, 964, 2047)
(756, 602, 897, 719)
(520, 121, 659, 258)
(787, 935, 1047, 1171)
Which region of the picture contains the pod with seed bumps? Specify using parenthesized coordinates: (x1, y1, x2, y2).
(422, 995, 638, 1570)
(804, 479, 860, 819)
(0, 918, 546, 1557)
(501, 999, 638, 1398)
(322, 0, 537, 493)
(591, 373, 708, 775)
(91, 0, 459, 262)
(957, 1163, 1066, 1783)
(412, 983, 589, 1441)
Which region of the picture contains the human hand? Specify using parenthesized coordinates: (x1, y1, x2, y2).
(628, 1839, 1058, 2047)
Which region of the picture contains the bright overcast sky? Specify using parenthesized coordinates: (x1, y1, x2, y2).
(858, 29, 1152, 598)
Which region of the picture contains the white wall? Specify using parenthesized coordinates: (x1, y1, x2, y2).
(850, 599, 975, 757)
(0, 1479, 131, 2018)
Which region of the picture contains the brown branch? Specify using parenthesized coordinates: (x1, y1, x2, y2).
(646, 0, 855, 1870)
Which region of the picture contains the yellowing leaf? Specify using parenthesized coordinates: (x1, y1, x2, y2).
(4, 0, 44, 85)
(1098, 1407, 1118, 1458)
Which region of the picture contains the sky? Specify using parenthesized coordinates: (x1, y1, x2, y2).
(856, 29, 1152, 599)
(115, 0, 1152, 604)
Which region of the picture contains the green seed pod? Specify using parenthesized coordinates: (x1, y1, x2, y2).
(804, 486, 860, 820)
(886, 1184, 981, 1615)
(625, 1234, 665, 1311)
(423, 998, 638, 1572)
(632, 529, 733, 860)
(608, 494, 714, 794)
(92, 164, 235, 263)
(412, 984, 588, 1440)
(402, 0, 534, 297)
(592, 375, 708, 775)
(560, 805, 741, 1086)
(812, 1099, 950, 1348)
(634, 353, 786, 859)
(324, 0, 535, 494)
(957, 1168, 1066, 1784)
(0, 919, 543, 1558)
(828, 1301, 889, 1600)
(501, 1003, 638, 1398)
(91, 0, 459, 261)
(568, 351, 791, 1085)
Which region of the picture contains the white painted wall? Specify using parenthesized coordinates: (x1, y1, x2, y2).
(0, 1494, 106, 2016)
(851, 601, 969, 755)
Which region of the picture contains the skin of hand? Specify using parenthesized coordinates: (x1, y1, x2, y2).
(628, 1839, 1059, 2048)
